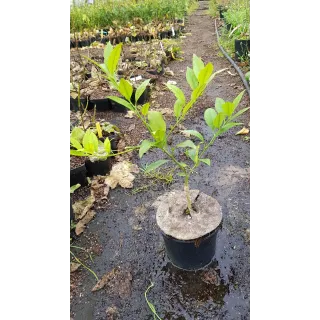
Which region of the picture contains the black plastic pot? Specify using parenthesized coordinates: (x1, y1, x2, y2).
(90, 98, 112, 111)
(235, 39, 250, 61)
(101, 38, 107, 44)
(225, 23, 232, 31)
(109, 99, 128, 113)
(80, 39, 90, 47)
(70, 164, 88, 187)
(85, 73, 91, 80)
(85, 158, 111, 176)
(70, 40, 75, 49)
(161, 228, 219, 270)
(109, 132, 120, 153)
(70, 97, 94, 112)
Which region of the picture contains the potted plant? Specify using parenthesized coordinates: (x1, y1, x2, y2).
(84, 43, 249, 270)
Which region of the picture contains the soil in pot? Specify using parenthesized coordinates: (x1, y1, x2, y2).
(90, 87, 112, 112)
(154, 189, 223, 271)
(70, 156, 88, 187)
(85, 158, 111, 176)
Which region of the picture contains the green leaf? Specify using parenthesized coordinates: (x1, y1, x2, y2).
(222, 101, 235, 116)
(107, 43, 122, 75)
(177, 172, 186, 177)
(119, 78, 133, 101)
(70, 127, 85, 142)
(185, 148, 198, 163)
(70, 184, 81, 193)
(135, 79, 150, 103)
(200, 158, 211, 166)
(178, 162, 187, 168)
(82, 130, 98, 154)
(204, 108, 217, 129)
(230, 107, 250, 121)
(177, 140, 196, 149)
(139, 140, 154, 158)
(215, 97, 225, 113)
(198, 62, 214, 85)
(186, 67, 198, 90)
(144, 160, 170, 173)
(190, 83, 205, 101)
(220, 122, 243, 133)
(233, 90, 245, 110)
(104, 137, 111, 154)
(104, 42, 113, 66)
(141, 103, 150, 116)
(99, 63, 108, 74)
(148, 111, 166, 134)
(166, 83, 185, 104)
(181, 130, 204, 142)
(107, 96, 134, 111)
(192, 54, 204, 78)
(213, 113, 227, 128)
(174, 99, 184, 119)
(70, 150, 88, 157)
(70, 137, 83, 150)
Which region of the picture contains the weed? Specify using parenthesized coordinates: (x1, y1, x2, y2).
(145, 282, 163, 320)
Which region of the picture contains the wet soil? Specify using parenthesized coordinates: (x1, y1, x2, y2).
(70, 2, 249, 319)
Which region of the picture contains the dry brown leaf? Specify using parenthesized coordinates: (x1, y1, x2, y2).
(75, 210, 96, 235)
(72, 195, 95, 220)
(92, 267, 120, 292)
(124, 111, 134, 118)
(105, 161, 139, 189)
(70, 262, 81, 273)
(236, 127, 249, 135)
(227, 71, 236, 76)
(159, 108, 173, 115)
(117, 139, 126, 152)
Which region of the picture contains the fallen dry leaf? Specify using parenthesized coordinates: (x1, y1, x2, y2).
(70, 262, 81, 273)
(106, 305, 119, 320)
(91, 176, 109, 200)
(159, 108, 173, 115)
(105, 161, 139, 189)
(75, 210, 96, 235)
(72, 195, 95, 220)
(124, 111, 134, 118)
(92, 267, 120, 292)
(236, 127, 249, 135)
(227, 71, 236, 76)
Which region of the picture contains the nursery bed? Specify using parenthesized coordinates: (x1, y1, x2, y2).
(70, 2, 250, 319)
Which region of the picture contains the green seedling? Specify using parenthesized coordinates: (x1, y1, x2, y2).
(84, 42, 249, 214)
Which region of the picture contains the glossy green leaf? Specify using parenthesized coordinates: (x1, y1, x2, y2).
(204, 108, 217, 129)
(186, 67, 198, 90)
(107, 43, 122, 75)
(141, 103, 150, 116)
(185, 148, 198, 163)
(222, 101, 235, 116)
(177, 172, 186, 177)
(220, 122, 243, 133)
(70, 150, 88, 157)
(213, 113, 227, 128)
(181, 130, 204, 142)
(200, 158, 211, 166)
(178, 162, 187, 168)
(190, 83, 205, 101)
(148, 111, 166, 134)
(104, 42, 113, 66)
(166, 83, 185, 104)
(70, 127, 85, 142)
(174, 100, 184, 119)
(230, 107, 250, 120)
(198, 63, 213, 85)
(70, 137, 83, 150)
(82, 130, 98, 154)
(107, 96, 134, 111)
(104, 137, 111, 154)
(144, 160, 170, 173)
(215, 97, 225, 113)
(177, 140, 196, 149)
(192, 54, 204, 78)
(119, 78, 133, 101)
(135, 79, 150, 103)
(139, 140, 154, 158)
(233, 90, 245, 110)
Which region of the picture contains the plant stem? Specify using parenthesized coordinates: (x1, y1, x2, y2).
(70, 251, 98, 281)
(184, 174, 192, 214)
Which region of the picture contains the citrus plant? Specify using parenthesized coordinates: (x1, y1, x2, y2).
(84, 43, 249, 213)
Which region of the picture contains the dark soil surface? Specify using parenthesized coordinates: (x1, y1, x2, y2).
(70, 156, 86, 169)
(70, 2, 250, 319)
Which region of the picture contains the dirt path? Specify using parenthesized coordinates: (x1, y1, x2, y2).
(71, 2, 250, 319)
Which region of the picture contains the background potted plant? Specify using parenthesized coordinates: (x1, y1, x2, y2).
(84, 43, 249, 270)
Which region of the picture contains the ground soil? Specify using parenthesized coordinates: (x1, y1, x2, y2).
(70, 2, 250, 319)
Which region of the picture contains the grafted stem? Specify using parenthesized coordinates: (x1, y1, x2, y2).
(184, 174, 192, 214)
